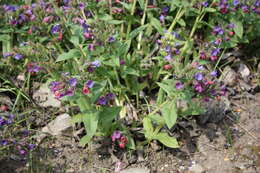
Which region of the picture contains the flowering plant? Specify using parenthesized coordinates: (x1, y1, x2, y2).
(0, 0, 259, 150)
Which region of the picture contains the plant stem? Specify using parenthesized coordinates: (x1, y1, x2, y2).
(126, 0, 137, 39)
(137, 0, 149, 50)
(168, 8, 185, 33)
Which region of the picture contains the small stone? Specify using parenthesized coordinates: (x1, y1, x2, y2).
(238, 63, 250, 78)
(41, 113, 72, 136)
(120, 168, 150, 173)
(33, 83, 61, 108)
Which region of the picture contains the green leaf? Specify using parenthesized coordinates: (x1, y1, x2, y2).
(148, 114, 165, 125)
(70, 36, 79, 46)
(129, 25, 147, 39)
(99, 106, 121, 126)
(232, 19, 243, 38)
(108, 20, 124, 25)
(76, 96, 91, 112)
(79, 134, 93, 146)
(205, 8, 216, 12)
(150, 17, 164, 35)
(138, 0, 145, 9)
(143, 117, 154, 139)
(126, 135, 136, 150)
(80, 111, 99, 146)
(157, 82, 174, 95)
(177, 19, 186, 27)
(122, 67, 140, 77)
(71, 113, 84, 123)
(56, 49, 81, 62)
(0, 35, 10, 42)
(161, 101, 178, 129)
(155, 132, 179, 148)
(120, 2, 132, 11)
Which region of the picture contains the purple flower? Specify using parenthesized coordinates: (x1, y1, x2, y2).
(88, 44, 95, 51)
(91, 60, 100, 67)
(233, 0, 240, 6)
(10, 19, 18, 25)
(1, 140, 8, 146)
(97, 96, 107, 105)
(164, 54, 172, 61)
(213, 26, 224, 35)
(6, 114, 15, 125)
(64, 0, 70, 5)
(211, 48, 220, 56)
(175, 49, 180, 55)
(108, 36, 115, 43)
(254, 0, 260, 7)
(159, 15, 165, 22)
(111, 131, 121, 142)
(175, 82, 184, 90)
(0, 117, 7, 126)
(65, 88, 74, 96)
(28, 144, 36, 150)
(227, 23, 235, 29)
(85, 80, 94, 88)
(106, 93, 115, 100)
(214, 38, 222, 45)
(18, 14, 26, 24)
(3, 52, 13, 58)
(210, 71, 218, 77)
(194, 83, 203, 93)
(210, 89, 217, 96)
(241, 5, 249, 12)
(194, 72, 203, 81)
(165, 46, 171, 53)
(69, 78, 77, 87)
(19, 149, 27, 155)
(197, 65, 204, 70)
(3, 5, 18, 12)
(79, 2, 85, 10)
(14, 54, 23, 60)
(51, 24, 61, 34)
(162, 7, 169, 14)
(120, 60, 126, 65)
(202, 1, 209, 7)
(172, 32, 180, 39)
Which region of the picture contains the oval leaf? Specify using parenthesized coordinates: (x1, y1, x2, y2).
(155, 132, 179, 148)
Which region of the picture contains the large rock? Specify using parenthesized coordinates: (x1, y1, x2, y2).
(120, 168, 150, 173)
(221, 66, 237, 86)
(41, 113, 72, 136)
(188, 163, 205, 173)
(33, 83, 61, 108)
(238, 63, 250, 78)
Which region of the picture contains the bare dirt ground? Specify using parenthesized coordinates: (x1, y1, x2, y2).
(1, 93, 260, 173)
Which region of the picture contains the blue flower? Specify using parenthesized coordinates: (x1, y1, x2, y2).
(51, 24, 61, 34)
(175, 82, 184, 90)
(91, 60, 100, 67)
(97, 96, 107, 105)
(14, 54, 23, 60)
(233, 0, 240, 6)
(211, 48, 220, 56)
(85, 80, 94, 88)
(213, 26, 224, 35)
(164, 54, 172, 61)
(194, 72, 203, 81)
(69, 78, 77, 87)
(202, 1, 209, 7)
(108, 36, 115, 43)
(210, 71, 218, 77)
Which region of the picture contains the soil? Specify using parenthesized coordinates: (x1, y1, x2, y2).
(1, 94, 260, 173)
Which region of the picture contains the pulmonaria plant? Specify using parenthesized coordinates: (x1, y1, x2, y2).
(1, 0, 260, 150)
